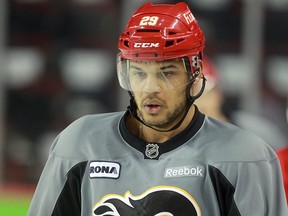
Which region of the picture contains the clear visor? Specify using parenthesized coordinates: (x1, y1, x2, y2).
(117, 55, 193, 92)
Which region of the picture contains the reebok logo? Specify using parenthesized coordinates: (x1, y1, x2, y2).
(164, 165, 204, 178)
(90, 161, 120, 179)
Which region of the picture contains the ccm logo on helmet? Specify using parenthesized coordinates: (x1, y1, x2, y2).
(134, 42, 160, 48)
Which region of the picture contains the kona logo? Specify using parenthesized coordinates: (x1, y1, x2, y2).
(90, 161, 120, 179)
(134, 42, 160, 48)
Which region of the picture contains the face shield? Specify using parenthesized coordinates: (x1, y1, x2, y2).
(117, 55, 195, 93)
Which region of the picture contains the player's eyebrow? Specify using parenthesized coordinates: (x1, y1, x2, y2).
(129, 64, 178, 71)
(130, 65, 142, 70)
(160, 64, 178, 70)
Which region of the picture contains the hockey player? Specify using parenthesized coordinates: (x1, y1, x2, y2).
(27, 2, 287, 215)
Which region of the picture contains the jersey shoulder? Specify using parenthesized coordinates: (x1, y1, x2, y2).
(199, 116, 278, 164)
(49, 111, 125, 159)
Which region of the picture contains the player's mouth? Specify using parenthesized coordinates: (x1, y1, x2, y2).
(143, 100, 163, 114)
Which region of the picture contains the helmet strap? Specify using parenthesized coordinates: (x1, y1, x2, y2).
(189, 75, 207, 102)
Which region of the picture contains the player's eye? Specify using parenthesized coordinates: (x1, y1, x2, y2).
(162, 71, 175, 77)
(131, 71, 147, 79)
(159, 71, 178, 79)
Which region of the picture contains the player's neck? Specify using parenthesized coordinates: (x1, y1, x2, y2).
(136, 105, 196, 143)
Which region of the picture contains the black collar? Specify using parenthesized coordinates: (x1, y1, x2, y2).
(119, 106, 205, 160)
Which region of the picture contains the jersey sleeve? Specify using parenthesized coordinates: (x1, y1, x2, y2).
(210, 157, 288, 216)
(26, 135, 86, 216)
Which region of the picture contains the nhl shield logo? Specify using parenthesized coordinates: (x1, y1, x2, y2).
(145, 143, 159, 159)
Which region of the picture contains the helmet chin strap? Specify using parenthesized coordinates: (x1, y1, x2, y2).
(127, 75, 207, 132)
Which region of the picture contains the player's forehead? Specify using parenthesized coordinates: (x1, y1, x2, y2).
(129, 58, 185, 70)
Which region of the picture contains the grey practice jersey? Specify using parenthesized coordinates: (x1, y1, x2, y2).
(27, 107, 288, 216)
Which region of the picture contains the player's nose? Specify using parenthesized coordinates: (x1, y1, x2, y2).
(142, 76, 162, 93)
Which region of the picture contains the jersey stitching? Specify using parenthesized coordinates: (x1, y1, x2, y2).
(211, 157, 279, 166)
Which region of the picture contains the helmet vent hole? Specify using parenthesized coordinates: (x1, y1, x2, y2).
(136, 29, 160, 33)
(177, 38, 185, 43)
(165, 40, 174, 47)
(124, 40, 129, 47)
(168, 31, 177, 35)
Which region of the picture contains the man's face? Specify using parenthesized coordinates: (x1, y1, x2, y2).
(128, 59, 190, 129)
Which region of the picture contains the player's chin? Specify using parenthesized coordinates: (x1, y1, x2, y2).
(143, 115, 170, 128)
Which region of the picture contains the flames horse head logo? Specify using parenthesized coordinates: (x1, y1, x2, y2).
(93, 186, 201, 216)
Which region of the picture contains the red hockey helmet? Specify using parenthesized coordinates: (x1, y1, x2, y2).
(118, 2, 205, 61)
(117, 2, 205, 91)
